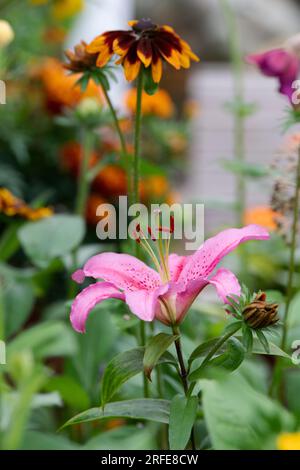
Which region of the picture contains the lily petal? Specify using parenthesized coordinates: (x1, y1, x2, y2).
(82, 252, 161, 292)
(209, 268, 241, 303)
(125, 284, 169, 322)
(70, 282, 125, 333)
(168, 253, 187, 282)
(179, 225, 269, 284)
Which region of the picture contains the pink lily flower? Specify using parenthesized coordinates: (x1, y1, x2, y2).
(70, 224, 269, 333)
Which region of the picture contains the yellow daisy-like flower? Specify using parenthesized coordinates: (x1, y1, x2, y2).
(52, 0, 84, 21)
(125, 88, 174, 118)
(277, 432, 300, 450)
(87, 18, 199, 83)
(0, 188, 53, 221)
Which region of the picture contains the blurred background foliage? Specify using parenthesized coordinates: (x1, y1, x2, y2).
(0, 0, 299, 451)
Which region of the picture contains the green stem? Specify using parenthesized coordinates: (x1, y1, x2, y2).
(269, 145, 300, 397)
(140, 320, 149, 398)
(0, 282, 5, 341)
(172, 325, 196, 451)
(188, 322, 242, 397)
(220, 0, 246, 226)
(75, 129, 94, 216)
(200, 323, 242, 369)
(281, 145, 300, 350)
(101, 85, 128, 157)
(133, 70, 144, 207)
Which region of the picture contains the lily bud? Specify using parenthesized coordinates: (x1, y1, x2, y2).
(242, 292, 279, 329)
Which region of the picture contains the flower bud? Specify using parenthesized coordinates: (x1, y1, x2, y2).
(242, 292, 279, 329)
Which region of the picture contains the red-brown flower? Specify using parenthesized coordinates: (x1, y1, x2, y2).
(86, 18, 199, 83)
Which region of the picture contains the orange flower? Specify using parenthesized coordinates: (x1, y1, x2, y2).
(38, 58, 101, 113)
(93, 165, 127, 197)
(0, 188, 53, 220)
(140, 175, 171, 203)
(85, 193, 112, 226)
(87, 18, 199, 83)
(243, 206, 279, 231)
(125, 88, 174, 118)
(60, 141, 98, 177)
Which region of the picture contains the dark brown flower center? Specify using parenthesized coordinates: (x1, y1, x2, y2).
(133, 18, 157, 33)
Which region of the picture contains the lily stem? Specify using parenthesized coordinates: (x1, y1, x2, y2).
(172, 324, 196, 450)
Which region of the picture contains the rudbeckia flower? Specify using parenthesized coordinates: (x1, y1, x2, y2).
(86, 18, 199, 83)
(70, 224, 269, 332)
(0, 188, 53, 220)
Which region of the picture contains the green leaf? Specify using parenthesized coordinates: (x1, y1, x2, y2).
(255, 330, 270, 353)
(189, 338, 245, 381)
(242, 325, 253, 352)
(18, 215, 86, 268)
(221, 159, 268, 178)
(45, 376, 90, 411)
(253, 339, 289, 358)
(21, 431, 78, 450)
(143, 68, 159, 95)
(202, 374, 295, 450)
(101, 348, 144, 406)
(7, 321, 77, 360)
(0, 222, 22, 262)
(62, 399, 171, 429)
(144, 333, 178, 380)
(169, 395, 198, 450)
(0, 264, 35, 337)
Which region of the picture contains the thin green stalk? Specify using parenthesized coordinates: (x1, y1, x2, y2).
(220, 0, 246, 226)
(0, 282, 5, 341)
(172, 325, 196, 450)
(101, 85, 128, 157)
(281, 145, 300, 350)
(75, 129, 94, 216)
(140, 320, 149, 398)
(133, 70, 144, 207)
(269, 145, 300, 397)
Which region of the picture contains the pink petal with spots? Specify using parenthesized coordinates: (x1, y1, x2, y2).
(178, 225, 269, 284)
(168, 253, 187, 282)
(70, 282, 125, 333)
(209, 268, 241, 303)
(82, 252, 161, 292)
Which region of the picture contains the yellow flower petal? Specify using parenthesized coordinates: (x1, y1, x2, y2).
(277, 433, 300, 450)
(96, 45, 112, 67)
(123, 57, 141, 81)
(86, 35, 106, 53)
(151, 58, 163, 83)
(178, 53, 191, 69)
(128, 20, 138, 27)
(161, 49, 181, 70)
(137, 48, 152, 68)
(113, 38, 129, 57)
